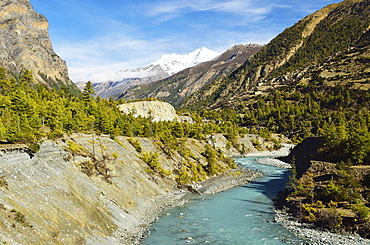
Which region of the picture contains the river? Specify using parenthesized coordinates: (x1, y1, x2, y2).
(142, 157, 308, 244)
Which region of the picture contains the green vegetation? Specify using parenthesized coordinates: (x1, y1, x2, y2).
(240, 83, 370, 164)
(183, 0, 370, 112)
(141, 151, 170, 177)
(283, 160, 370, 235)
(10, 209, 26, 224)
(0, 68, 243, 149)
(0, 68, 242, 186)
(237, 66, 370, 235)
(127, 138, 142, 153)
(67, 140, 85, 154)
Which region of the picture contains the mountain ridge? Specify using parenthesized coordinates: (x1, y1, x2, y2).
(181, 0, 370, 109)
(78, 47, 220, 98)
(120, 43, 263, 107)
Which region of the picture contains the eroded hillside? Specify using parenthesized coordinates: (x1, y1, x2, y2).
(0, 133, 268, 244)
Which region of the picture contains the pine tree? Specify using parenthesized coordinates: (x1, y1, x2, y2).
(81, 81, 95, 101)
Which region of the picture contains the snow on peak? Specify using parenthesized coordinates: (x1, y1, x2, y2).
(85, 47, 220, 83)
(151, 47, 220, 75)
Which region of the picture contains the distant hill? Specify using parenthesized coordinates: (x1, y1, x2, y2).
(120, 44, 263, 107)
(182, 0, 370, 109)
(0, 0, 77, 93)
(78, 47, 220, 98)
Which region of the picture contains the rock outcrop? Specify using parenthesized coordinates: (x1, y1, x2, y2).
(0, 0, 77, 92)
(118, 100, 193, 123)
(279, 137, 324, 178)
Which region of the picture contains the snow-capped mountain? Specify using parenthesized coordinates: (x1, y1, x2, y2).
(77, 47, 220, 98)
(151, 47, 220, 75)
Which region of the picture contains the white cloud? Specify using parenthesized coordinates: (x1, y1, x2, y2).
(147, 0, 272, 21)
(55, 34, 190, 82)
(37, 0, 343, 84)
(87, 70, 158, 84)
(57, 24, 276, 82)
(46, 0, 279, 83)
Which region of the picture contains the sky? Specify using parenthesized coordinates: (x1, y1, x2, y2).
(30, 0, 341, 82)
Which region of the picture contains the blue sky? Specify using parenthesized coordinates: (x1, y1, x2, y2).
(30, 0, 341, 82)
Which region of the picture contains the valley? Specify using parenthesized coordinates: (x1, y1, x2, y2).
(0, 0, 370, 244)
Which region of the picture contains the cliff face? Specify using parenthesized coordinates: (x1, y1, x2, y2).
(0, 0, 76, 91)
(0, 133, 265, 244)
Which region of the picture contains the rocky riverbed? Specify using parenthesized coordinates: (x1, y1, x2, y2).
(275, 210, 370, 245)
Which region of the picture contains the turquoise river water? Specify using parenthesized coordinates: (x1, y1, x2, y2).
(142, 157, 308, 245)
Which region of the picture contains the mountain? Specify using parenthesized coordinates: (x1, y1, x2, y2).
(0, 0, 77, 93)
(83, 47, 220, 98)
(120, 44, 263, 107)
(150, 47, 221, 75)
(182, 0, 370, 110)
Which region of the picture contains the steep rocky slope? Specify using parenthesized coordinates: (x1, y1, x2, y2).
(120, 44, 263, 107)
(0, 0, 77, 92)
(182, 0, 370, 109)
(0, 133, 268, 244)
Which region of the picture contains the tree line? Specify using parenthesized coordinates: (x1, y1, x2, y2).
(0, 68, 247, 153)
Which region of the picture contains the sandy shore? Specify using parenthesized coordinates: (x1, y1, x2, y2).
(255, 157, 292, 169)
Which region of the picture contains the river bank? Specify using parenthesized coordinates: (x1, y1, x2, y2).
(275, 209, 370, 245)
(133, 143, 370, 245)
(128, 145, 293, 244)
(245, 143, 295, 158)
(126, 166, 263, 244)
(256, 144, 370, 244)
(240, 145, 370, 244)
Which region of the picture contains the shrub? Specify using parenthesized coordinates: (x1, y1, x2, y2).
(128, 138, 142, 153)
(352, 202, 370, 222)
(10, 209, 26, 225)
(176, 167, 191, 184)
(141, 151, 170, 177)
(48, 129, 64, 139)
(113, 138, 127, 148)
(302, 203, 318, 222)
(321, 180, 349, 202)
(0, 177, 8, 189)
(67, 140, 85, 154)
(112, 152, 118, 159)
